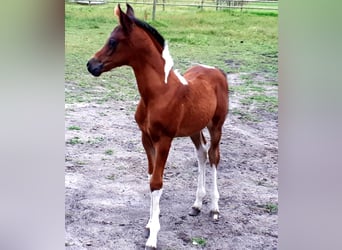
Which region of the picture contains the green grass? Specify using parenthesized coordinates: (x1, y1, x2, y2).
(67, 136, 83, 145)
(191, 237, 207, 247)
(105, 149, 114, 155)
(106, 174, 116, 181)
(241, 95, 277, 112)
(232, 108, 260, 122)
(65, 3, 278, 116)
(265, 202, 278, 214)
(87, 136, 105, 145)
(68, 125, 81, 130)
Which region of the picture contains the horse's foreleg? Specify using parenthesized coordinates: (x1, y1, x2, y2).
(145, 136, 172, 249)
(142, 132, 155, 176)
(142, 132, 156, 243)
(189, 132, 208, 216)
(145, 189, 163, 249)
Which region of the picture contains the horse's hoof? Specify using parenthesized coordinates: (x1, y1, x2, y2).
(144, 228, 150, 239)
(145, 247, 156, 250)
(210, 211, 220, 222)
(189, 207, 201, 216)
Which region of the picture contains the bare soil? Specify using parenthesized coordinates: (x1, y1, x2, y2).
(65, 73, 278, 250)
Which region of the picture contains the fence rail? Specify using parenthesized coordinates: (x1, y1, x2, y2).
(72, 0, 278, 20)
(108, 0, 278, 11)
(113, 2, 277, 9)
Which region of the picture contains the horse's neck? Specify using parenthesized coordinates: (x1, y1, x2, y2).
(131, 55, 176, 103)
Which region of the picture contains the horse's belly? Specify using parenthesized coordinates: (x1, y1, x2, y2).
(176, 102, 216, 137)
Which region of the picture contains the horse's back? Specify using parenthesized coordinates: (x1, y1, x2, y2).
(184, 65, 228, 113)
(184, 65, 228, 94)
(172, 65, 228, 136)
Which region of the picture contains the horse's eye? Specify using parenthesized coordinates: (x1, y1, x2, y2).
(108, 39, 118, 50)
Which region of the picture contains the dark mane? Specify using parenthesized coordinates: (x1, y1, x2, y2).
(133, 18, 165, 48)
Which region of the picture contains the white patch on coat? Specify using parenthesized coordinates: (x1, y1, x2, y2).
(162, 42, 188, 85)
(195, 63, 216, 69)
(174, 69, 188, 85)
(162, 42, 174, 84)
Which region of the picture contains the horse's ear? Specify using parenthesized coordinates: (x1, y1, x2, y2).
(114, 4, 133, 33)
(126, 3, 135, 18)
(114, 4, 121, 18)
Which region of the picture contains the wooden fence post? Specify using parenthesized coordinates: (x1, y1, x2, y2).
(152, 0, 156, 20)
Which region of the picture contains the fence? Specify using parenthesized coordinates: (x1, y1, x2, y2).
(72, 0, 278, 20)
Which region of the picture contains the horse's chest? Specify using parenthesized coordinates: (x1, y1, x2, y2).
(135, 102, 181, 138)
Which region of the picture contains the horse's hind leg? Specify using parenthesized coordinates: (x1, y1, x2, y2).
(189, 131, 208, 216)
(207, 120, 224, 221)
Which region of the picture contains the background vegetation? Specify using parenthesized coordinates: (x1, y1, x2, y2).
(65, 2, 278, 117)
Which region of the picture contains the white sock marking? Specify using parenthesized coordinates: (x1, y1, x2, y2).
(193, 143, 207, 209)
(146, 189, 163, 248)
(162, 42, 174, 84)
(211, 165, 220, 213)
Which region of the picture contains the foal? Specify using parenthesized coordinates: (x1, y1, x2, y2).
(87, 4, 229, 249)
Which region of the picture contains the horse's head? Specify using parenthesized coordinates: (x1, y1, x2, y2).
(87, 4, 164, 77)
(87, 4, 135, 76)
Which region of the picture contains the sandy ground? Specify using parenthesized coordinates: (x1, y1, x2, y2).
(65, 73, 278, 249)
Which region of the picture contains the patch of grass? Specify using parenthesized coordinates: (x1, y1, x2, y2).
(65, 3, 277, 105)
(265, 203, 278, 214)
(232, 108, 260, 122)
(257, 95, 277, 112)
(68, 125, 81, 131)
(105, 149, 114, 155)
(247, 11, 278, 17)
(106, 174, 116, 181)
(192, 237, 207, 247)
(67, 136, 83, 145)
(87, 136, 105, 145)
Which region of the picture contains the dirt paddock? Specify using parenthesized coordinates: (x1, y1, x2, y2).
(65, 73, 278, 249)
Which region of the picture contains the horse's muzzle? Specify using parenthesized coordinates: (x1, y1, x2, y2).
(87, 58, 103, 77)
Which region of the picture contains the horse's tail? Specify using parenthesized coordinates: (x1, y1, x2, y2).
(216, 68, 229, 117)
(218, 68, 229, 94)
